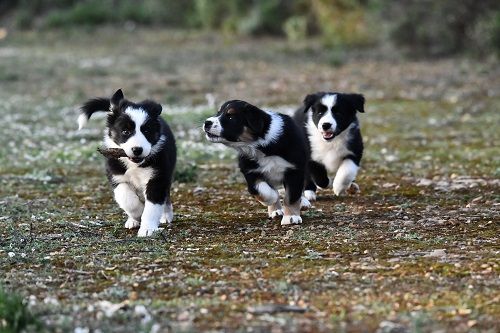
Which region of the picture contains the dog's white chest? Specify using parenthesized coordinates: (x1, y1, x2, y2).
(113, 159, 155, 191)
(254, 153, 294, 185)
(308, 124, 352, 174)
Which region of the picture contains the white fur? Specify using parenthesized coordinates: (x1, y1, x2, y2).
(114, 183, 144, 224)
(333, 159, 359, 196)
(281, 215, 302, 225)
(256, 182, 279, 206)
(321, 94, 337, 110)
(300, 196, 311, 210)
(138, 201, 164, 237)
(254, 154, 294, 185)
(205, 116, 222, 136)
(304, 190, 316, 202)
(112, 162, 155, 195)
(160, 202, 173, 224)
(121, 107, 152, 158)
(255, 111, 283, 146)
(77, 114, 88, 130)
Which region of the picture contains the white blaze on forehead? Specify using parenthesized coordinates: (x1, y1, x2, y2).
(121, 107, 152, 158)
(125, 107, 148, 127)
(321, 94, 337, 110)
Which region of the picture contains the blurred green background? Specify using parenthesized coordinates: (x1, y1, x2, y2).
(1, 0, 499, 57)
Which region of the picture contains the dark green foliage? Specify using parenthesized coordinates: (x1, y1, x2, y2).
(383, 0, 500, 57)
(0, 287, 41, 333)
(2, 1, 499, 57)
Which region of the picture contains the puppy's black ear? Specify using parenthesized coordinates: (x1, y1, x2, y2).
(110, 89, 124, 111)
(243, 103, 266, 137)
(142, 100, 162, 118)
(345, 93, 365, 113)
(303, 93, 320, 113)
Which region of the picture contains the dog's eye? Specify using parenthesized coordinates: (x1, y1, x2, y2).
(122, 130, 131, 136)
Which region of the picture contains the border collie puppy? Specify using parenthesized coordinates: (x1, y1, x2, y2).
(78, 89, 176, 237)
(294, 92, 365, 201)
(203, 100, 310, 225)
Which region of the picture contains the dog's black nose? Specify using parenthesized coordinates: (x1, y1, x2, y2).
(204, 120, 213, 129)
(322, 123, 332, 130)
(131, 147, 143, 156)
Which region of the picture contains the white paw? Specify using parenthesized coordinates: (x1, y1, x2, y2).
(160, 204, 174, 224)
(300, 196, 311, 210)
(268, 209, 284, 219)
(304, 190, 316, 202)
(124, 218, 140, 229)
(280, 215, 302, 226)
(137, 226, 159, 237)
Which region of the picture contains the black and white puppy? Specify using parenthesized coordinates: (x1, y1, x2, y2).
(203, 100, 310, 225)
(294, 92, 365, 201)
(78, 89, 176, 237)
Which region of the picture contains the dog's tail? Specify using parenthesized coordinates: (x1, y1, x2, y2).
(77, 98, 111, 130)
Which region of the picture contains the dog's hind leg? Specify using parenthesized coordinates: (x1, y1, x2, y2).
(332, 159, 359, 196)
(281, 170, 304, 225)
(113, 183, 144, 229)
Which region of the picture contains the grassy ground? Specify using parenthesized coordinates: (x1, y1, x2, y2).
(0, 28, 499, 332)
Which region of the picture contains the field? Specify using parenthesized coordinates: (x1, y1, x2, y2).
(0, 28, 499, 332)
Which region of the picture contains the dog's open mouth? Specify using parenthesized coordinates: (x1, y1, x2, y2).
(321, 131, 335, 141)
(205, 131, 223, 142)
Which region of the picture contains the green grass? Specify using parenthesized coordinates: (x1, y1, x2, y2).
(0, 287, 41, 333)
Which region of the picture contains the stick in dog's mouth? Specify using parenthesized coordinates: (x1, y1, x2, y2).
(97, 147, 146, 163)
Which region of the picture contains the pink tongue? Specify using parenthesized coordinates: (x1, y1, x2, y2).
(323, 132, 334, 139)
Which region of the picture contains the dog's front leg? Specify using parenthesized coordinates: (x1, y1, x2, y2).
(267, 197, 283, 219)
(332, 159, 358, 196)
(113, 183, 144, 229)
(243, 172, 282, 219)
(138, 201, 164, 237)
(254, 181, 282, 219)
(281, 170, 304, 225)
(138, 178, 167, 237)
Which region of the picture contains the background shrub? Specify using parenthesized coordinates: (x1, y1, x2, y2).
(1, 0, 499, 57)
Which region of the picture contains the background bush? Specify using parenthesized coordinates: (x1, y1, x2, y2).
(381, 0, 500, 57)
(1, 0, 499, 57)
